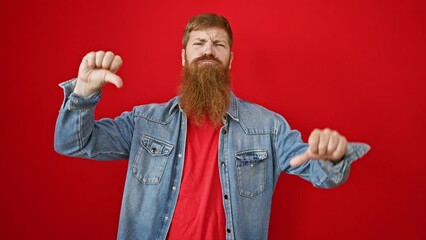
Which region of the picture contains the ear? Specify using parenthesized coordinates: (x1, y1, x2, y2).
(181, 49, 186, 67)
(228, 51, 234, 69)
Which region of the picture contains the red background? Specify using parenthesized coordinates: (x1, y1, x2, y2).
(1, 0, 425, 239)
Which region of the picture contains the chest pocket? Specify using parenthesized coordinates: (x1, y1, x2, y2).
(235, 149, 267, 198)
(132, 135, 174, 184)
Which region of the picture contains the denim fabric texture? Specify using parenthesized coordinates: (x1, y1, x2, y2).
(54, 79, 370, 240)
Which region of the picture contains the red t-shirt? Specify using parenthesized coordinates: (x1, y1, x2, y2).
(167, 118, 226, 240)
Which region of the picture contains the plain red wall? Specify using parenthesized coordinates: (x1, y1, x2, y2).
(1, 0, 425, 239)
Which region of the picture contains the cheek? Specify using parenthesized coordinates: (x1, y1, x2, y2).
(185, 55, 193, 66)
(219, 53, 231, 64)
(185, 52, 198, 65)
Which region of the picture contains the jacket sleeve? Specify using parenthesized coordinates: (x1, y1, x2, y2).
(54, 79, 134, 160)
(274, 113, 370, 188)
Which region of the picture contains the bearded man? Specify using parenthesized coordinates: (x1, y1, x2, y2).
(54, 13, 369, 240)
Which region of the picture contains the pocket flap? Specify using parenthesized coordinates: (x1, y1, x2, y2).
(141, 135, 174, 156)
(235, 149, 267, 165)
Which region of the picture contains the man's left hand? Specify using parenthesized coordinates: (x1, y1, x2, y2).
(290, 128, 347, 167)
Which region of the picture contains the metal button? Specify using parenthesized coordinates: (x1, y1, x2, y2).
(172, 186, 176, 191)
(178, 154, 182, 158)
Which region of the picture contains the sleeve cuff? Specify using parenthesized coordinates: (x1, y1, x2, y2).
(58, 78, 101, 111)
(319, 142, 371, 174)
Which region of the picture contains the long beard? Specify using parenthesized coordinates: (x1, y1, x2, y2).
(179, 55, 231, 127)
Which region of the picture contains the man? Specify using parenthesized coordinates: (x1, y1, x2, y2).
(54, 13, 369, 240)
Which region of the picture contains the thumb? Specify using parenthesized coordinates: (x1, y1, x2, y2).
(289, 150, 312, 167)
(104, 72, 123, 88)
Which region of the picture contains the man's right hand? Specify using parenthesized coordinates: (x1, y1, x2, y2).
(74, 51, 123, 97)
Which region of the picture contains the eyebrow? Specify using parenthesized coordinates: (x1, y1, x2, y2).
(192, 38, 228, 46)
(213, 40, 226, 44)
(193, 38, 207, 42)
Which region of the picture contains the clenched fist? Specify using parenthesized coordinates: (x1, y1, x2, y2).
(74, 51, 123, 97)
(290, 128, 348, 167)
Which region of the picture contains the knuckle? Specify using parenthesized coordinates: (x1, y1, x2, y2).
(115, 56, 123, 64)
(332, 152, 340, 159)
(318, 145, 326, 153)
(105, 51, 114, 56)
(310, 130, 320, 140)
(308, 137, 317, 145)
(322, 128, 331, 136)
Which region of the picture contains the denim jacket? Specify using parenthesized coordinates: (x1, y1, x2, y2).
(54, 79, 370, 240)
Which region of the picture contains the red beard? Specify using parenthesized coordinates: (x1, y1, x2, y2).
(179, 55, 231, 126)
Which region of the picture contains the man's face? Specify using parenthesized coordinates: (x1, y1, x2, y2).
(182, 27, 233, 68)
(179, 27, 233, 126)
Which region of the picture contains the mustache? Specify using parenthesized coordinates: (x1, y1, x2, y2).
(193, 54, 223, 65)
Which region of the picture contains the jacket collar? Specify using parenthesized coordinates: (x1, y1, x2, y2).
(169, 92, 240, 122)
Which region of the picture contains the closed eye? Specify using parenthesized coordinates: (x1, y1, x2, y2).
(213, 41, 227, 47)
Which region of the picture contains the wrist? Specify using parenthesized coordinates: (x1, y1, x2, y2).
(73, 79, 98, 98)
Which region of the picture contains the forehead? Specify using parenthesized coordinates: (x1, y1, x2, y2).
(188, 28, 229, 42)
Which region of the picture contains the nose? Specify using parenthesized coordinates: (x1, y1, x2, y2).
(202, 42, 214, 56)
